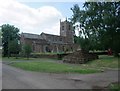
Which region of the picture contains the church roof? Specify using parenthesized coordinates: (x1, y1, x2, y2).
(21, 33, 43, 39)
(41, 32, 66, 38)
(21, 32, 68, 44)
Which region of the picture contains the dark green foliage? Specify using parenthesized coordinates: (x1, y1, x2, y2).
(23, 44, 32, 59)
(1, 24, 20, 57)
(9, 39, 21, 57)
(71, 2, 120, 55)
(74, 36, 90, 50)
(108, 82, 120, 91)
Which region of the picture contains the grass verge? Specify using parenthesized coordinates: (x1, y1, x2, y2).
(84, 55, 119, 69)
(2, 55, 119, 74)
(108, 82, 120, 91)
(10, 61, 100, 74)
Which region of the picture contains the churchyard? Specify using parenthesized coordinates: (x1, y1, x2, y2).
(2, 55, 119, 74)
(2, 52, 120, 90)
(1, 1, 120, 90)
(2, 53, 120, 89)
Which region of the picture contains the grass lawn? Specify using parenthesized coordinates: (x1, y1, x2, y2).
(108, 82, 120, 91)
(2, 57, 55, 61)
(2, 55, 119, 74)
(80, 55, 119, 69)
(11, 61, 100, 74)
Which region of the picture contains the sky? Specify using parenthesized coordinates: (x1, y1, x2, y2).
(0, 0, 84, 35)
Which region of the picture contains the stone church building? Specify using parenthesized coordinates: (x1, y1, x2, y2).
(20, 19, 80, 53)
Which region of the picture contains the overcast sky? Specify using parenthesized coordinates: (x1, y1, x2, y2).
(0, 0, 84, 35)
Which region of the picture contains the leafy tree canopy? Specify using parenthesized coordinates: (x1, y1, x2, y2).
(1, 24, 20, 57)
(71, 2, 120, 56)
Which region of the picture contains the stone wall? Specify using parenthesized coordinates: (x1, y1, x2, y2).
(30, 53, 69, 59)
(30, 54, 58, 59)
(63, 49, 98, 64)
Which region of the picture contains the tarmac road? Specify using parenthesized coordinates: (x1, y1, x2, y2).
(2, 63, 119, 89)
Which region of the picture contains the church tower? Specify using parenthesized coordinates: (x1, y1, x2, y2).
(60, 18, 74, 43)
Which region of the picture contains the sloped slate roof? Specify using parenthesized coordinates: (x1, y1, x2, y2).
(41, 32, 60, 37)
(21, 32, 68, 44)
(21, 33, 43, 39)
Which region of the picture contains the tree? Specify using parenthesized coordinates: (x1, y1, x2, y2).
(1, 24, 20, 57)
(23, 44, 32, 59)
(9, 39, 21, 58)
(74, 36, 90, 50)
(71, 2, 120, 56)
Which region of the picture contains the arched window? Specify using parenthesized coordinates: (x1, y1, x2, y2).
(45, 46, 51, 52)
(62, 26, 64, 30)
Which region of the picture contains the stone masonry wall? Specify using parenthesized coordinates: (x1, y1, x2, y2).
(63, 49, 98, 64)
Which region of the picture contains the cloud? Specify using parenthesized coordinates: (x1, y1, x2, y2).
(0, 0, 64, 35)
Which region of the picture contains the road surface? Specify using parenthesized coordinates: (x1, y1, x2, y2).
(2, 63, 119, 89)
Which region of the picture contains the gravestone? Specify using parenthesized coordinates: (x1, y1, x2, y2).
(63, 49, 98, 64)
